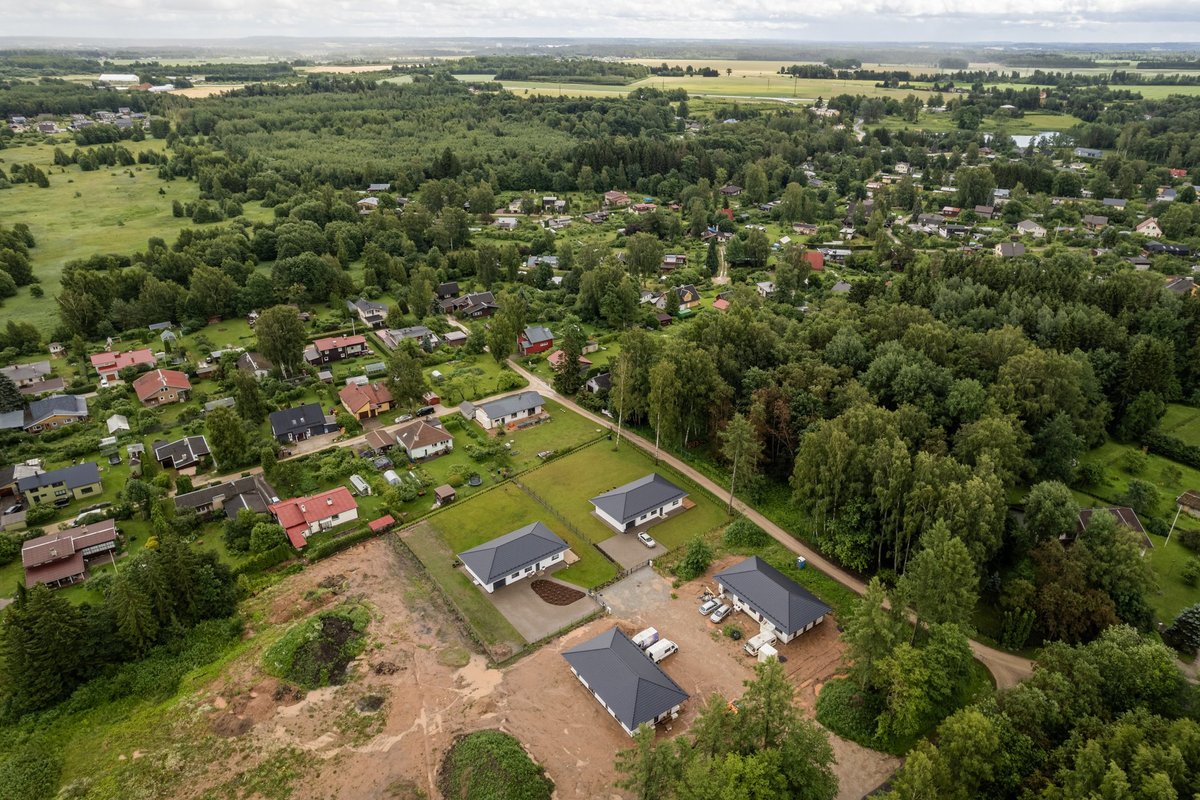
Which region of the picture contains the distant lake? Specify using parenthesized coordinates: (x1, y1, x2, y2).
(1010, 132, 1059, 149)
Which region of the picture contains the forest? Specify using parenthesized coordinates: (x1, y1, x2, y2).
(1, 55, 1200, 798)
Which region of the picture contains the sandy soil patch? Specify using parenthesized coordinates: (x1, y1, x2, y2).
(171, 84, 243, 98)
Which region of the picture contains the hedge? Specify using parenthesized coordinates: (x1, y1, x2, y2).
(305, 527, 376, 562)
(1142, 430, 1200, 470)
(232, 542, 293, 576)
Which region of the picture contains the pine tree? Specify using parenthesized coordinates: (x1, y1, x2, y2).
(0, 585, 86, 712)
(107, 573, 158, 654)
(0, 373, 24, 413)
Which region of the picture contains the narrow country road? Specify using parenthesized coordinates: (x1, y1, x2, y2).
(505, 358, 1035, 689)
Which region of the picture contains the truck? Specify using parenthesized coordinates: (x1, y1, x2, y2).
(743, 630, 777, 657)
(631, 627, 659, 649)
(646, 639, 678, 663)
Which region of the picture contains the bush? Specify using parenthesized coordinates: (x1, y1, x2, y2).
(0, 742, 62, 800)
(1163, 603, 1200, 655)
(305, 527, 376, 561)
(23, 504, 56, 525)
(723, 517, 768, 548)
(814, 677, 886, 750)
(263, 603, 370, 688)
(437, 730, 553, 800)
(1179, 529, 1200, 553)
(1142, 430, 1200, 469)
(675, 536, 714, 581)
(1119, 449, 1148, 475)
(1181, 558, 1200, 588)
(232, 542, 294, 576)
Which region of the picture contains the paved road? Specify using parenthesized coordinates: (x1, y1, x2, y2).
(504, 359, 1035, 689)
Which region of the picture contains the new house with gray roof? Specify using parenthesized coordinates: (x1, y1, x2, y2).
(715, 556, 831, 643)
(460, 390, 546, 430)
(590, 473, 688, 533)
(562, 627, 689, 736)
(457, 521, 568, 593)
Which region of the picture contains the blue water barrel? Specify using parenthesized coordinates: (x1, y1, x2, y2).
(796, 556, 807, 570)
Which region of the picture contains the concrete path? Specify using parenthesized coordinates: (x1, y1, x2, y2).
(505, 359, 1035, 689)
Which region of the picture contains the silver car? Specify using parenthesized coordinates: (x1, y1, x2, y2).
(709, 604, 732, 624)
(699, 599, 721, 616)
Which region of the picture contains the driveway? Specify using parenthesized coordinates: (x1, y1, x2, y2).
(482, 566, 601, 641)
(596, 530, 658, 569)
(506, 359, 1035, 689)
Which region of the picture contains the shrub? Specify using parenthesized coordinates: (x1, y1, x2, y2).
(723, 517, 768, 549)
(1179, 529, 1200, 553)
(263, 603, 370, 688)
(437, 730, 553, 800)
(675, 536, 714, 581)
(1119, 449, 1148, 475)
(305, 528, 376, 561)
(1182, 558, 1200, 588)
(1163, 603, 1200, 655)
(23, 504, 56, 525)
(814, 677, 886, 749)
(0, 742, 62, 800)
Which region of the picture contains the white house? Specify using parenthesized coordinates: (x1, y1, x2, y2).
(458, 521, 568, 593)
(590, 473, 688, 533)
(460, 390, 545, 430)
(395, 419, 454, 461)
(1136, 217, 1163, 238)
(714, 556, 831, 644)
(268, 487, 359, 549)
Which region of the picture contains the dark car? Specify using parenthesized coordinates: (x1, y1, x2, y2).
(415, 405, 437, 417)
(373, 456, 393, 470)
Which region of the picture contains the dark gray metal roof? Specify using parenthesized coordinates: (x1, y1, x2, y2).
(17, 461, 100, 492)
(590, 474, 687, 526)
(715, 556, 831, 637)
(269, 403, 326, 436)
(153, 435, 211, 469)
(25, 394, 88, 428)
(477, 390, 544, 421)
(457, 521, 567, 586)
(522, 325, 554, 345)
(562, 627, 688, 732)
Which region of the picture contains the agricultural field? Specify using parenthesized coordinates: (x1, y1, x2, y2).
(0, 139, 272, 329)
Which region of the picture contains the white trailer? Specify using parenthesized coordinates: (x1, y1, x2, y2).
(756, 643, 779, 663)
(743, 630, 777, 656)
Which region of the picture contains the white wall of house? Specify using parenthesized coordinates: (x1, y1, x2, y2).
(306, 508, 358, 535)
(594, 507, 628, 532)
(595, 497, 683, 533)
(569, 667, 681, 737)
(408, 439, 452, 460)
(467, 550, 563, 593)
(476, 404, 543, 429)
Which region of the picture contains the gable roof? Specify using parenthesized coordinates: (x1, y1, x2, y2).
(312, 334, 366, 352)
(238, 351, 274, 374)
(1076, 506, 1153, 549)
(90, 348, 156, 373)
(269, 487, 357, 548)
(0, 361, 51, 383)
(25, 394, 88, 428)
(521, 325, 554, 345)
(339, 382, 392, 411)
(269, 402, 328, 436)
(133, 369, 191, 402)
(457, 521, 568, 586)
(714, 556, 831, 636)
(675, 285, 701, 303)
(562, 627, 689, 732)
(18, 461, 101, 493)
(590, 474, 687, 526)
(477, 390, 544, 421)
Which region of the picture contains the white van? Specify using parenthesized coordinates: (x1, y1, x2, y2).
(632, 627, 659, 650)
(646, 639, 678, 663)
(743, 630, 777, 657)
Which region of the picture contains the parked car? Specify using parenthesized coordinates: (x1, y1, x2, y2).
(699, 599, 721, 616)
(646, 639, 678, 663)
(637, 532, 657, 548)
(709, 604, 732, 623)
(2, 503, 22, 515)
(394, 414, 413, 424)
(415, 405, 436, 417)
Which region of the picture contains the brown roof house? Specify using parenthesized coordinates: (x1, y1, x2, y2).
(133, 369, 192, 406)
(339, 382, 393, 421)
(1074, 507, 1153, 553)
(22, 518, 119, 588)
(395, 419, 454, 461)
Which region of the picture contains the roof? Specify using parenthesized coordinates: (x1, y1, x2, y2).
(369, 515, 396, 532)
(1178, 490, 1200, 512)
(1076, 507, 1153, 549)
(0, 361, 51, 383)
(270, 403, 327, 436)
(714, 556, 832, 636)
(90, 349, 155, 373)
(174, 475, 279, 519)
(590, 474, 688, 526)
(339, 382, 392, 411)
(25, 394, 88, 428)
(153, 435, 211, 469)
(22, 519, 117, 570)
(396, 420, 453, 452)
(312, 334, 366, 352)
(476, 391, 544, 421)
(521, 325, 554, 345)
(587, 372, 612, 391)
(675, 285, 701, 303)
(18, 462, 101, 493)
(562, 627, 689, 732)
(133, 369, 191, 402)
(238, 351, 274, 373)
(269, 487, 357, 548)
(458, 521, 568, 586)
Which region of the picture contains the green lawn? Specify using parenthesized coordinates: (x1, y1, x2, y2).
(520, 442, 730, 551)
(423, 482, 617, 589)
(1159, 403, 1200, 447)
(402, 523, 527, 653)
(0, 139, 272, 329)
(424, 353, 527, 405)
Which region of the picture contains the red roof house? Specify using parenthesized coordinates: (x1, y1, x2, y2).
(338, 382, 393, 420)
(91, 348, 156, 378)
(269, 487, 359, 549)
(713, 298, 731, 312)
(802, 250, 826, 271)
(305, 335, 369, 364)
(132, 369, 192, 405)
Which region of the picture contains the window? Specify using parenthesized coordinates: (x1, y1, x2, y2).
(80, 486, 95, 494)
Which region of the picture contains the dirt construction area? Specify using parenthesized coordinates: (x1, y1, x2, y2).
(147, 538, 897, 800)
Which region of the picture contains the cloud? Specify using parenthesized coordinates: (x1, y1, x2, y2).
(4, 0, 1200, 40)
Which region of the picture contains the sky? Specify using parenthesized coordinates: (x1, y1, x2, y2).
(5, 0, 1200, 43)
